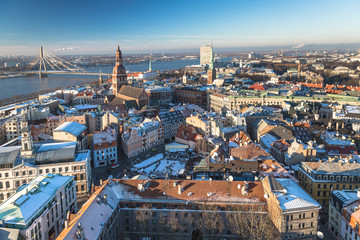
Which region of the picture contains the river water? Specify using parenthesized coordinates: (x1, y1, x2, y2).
(0, 58, 201, 100)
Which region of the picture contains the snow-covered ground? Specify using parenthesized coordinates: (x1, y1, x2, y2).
(132, 154, 164, 170)
(139, 159, 186, 177)
(132, 153, 186, 177)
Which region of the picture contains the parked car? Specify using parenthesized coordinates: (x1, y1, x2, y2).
(111, 163, 119, 169)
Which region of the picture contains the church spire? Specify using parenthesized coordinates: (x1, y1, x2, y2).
(116, 44, 122, 64)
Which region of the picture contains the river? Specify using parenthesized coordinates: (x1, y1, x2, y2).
(0, 57, 232, 100)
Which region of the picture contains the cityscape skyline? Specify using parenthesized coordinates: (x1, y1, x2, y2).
(1, 0, 360, 56)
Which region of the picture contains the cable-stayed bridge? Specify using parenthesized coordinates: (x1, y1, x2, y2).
(23, 46, 110, 77)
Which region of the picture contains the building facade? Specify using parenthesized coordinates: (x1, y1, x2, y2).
(92, 130, 117, 168)
(156, 110, 184, 141)
(174, 87, 207, 106)
(0, 174, 77, 240)
(262, 176, 321, 240)
(121, 119, 163, 158)
(298, 161, 360, 212)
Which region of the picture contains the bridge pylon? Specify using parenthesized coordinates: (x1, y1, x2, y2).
(39, 46, 47, 77)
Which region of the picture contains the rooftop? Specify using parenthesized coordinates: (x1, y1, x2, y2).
(35, 142, 77, 163)
(268, 177, 321, 211)
(58, 179, 265, 240)
(301, 161, 360, 176)
(0, 174, 73, 228)
(54, 122, 87, 137)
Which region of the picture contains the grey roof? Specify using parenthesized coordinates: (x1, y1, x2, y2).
(54, 122, 87, 137)
(157, 110, 183, 122)
(268, 125, 294, 141)
(273, 178, 321, 211)
(35, 142, 76, 163)
(0, 146, 21, 166)
(302, 162, 360, 176)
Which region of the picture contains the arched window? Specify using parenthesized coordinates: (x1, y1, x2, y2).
(81, 185, 85, 191)
(15, 181, 20, 188)
(0, 194, 3, 200)
(5, 181, 10, 189)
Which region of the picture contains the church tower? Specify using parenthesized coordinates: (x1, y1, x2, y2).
(112, 45, 127, 96)
(20, 126, 33, 157)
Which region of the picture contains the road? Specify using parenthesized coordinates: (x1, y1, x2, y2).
(318, 215, 336, 240)
(91, 147, 131, 185)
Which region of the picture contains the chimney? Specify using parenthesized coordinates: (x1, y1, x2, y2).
(357, 189, 360, 198)
(103, 194, 108, 204)
(241, 185, 246, 195)
(177, 184, 181, 195)
(100, 179, 103, 186)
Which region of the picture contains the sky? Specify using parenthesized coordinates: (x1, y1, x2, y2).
(0, 0, 360, 56)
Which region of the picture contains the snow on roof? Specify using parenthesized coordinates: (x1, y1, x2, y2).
(274, 178, 321, 211)
(0, 174, 72, 226)
(58, 179, 266, 240)
(220, 126, 238, 134)
(75, 150, 91, 162)
(54, 122, 87, 137)
(93, 131, 116, 145)
(260, 133, 278, 150)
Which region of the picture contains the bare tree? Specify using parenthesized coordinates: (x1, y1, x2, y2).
(135, 204, 152, 236)
(200, 205, 224, 239)
(167, 211, 184, 233)
(226, 211, 280, 240)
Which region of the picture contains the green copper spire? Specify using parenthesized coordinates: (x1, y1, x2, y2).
(210, 45, 214, 70)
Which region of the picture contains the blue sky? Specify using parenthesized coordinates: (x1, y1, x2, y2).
(0, 0, 360, 55)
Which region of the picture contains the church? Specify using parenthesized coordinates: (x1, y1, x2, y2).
(108, 45, 149, 109)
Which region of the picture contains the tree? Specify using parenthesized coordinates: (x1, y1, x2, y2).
(226, 211, 280, 240)
(135, 204, 152, 235)
(200, 205, 224, 239)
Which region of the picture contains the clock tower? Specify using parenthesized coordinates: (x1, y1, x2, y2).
(112, 45, 127, 96)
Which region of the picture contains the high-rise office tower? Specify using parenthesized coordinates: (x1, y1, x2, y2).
(200, 44, 213, 66)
